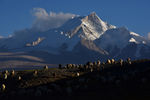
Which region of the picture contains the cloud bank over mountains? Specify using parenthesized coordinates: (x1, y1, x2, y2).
(31, 8, 76, 31)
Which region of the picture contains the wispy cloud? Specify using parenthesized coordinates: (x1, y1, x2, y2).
(31, 8, 76, 31)
(148, 32, 150, 40)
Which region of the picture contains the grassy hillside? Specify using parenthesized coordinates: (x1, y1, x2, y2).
(0, 59, 150, 100)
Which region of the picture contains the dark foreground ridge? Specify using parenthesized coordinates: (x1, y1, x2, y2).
(0, 59, 150, 100)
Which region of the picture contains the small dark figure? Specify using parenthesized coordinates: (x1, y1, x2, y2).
(84, 65, 89, 70)
(86, 61, 90, 66)
(59, 64, 62, 69)
(101, 62, 105, 71)
(53, 72, 56, 78)
(93, 61, 97, 66)
(66, 64, 69, 69)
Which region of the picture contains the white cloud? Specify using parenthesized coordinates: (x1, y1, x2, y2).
(148, 32, 150, 40)
(32, 8, 48, 19)
(31, 8, 76, 31)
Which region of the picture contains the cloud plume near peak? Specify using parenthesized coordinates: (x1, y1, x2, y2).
(31, 8, 76, 31)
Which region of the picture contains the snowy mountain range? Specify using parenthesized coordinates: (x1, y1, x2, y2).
(0, 12, 150, 64)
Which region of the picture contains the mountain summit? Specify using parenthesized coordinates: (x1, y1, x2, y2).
(61, 12, 116, 41)
(0, 12, 150, 64)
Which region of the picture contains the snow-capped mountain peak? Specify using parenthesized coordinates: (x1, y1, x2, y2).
(80, 12, 116, 40)
(60, 12, 116, 41)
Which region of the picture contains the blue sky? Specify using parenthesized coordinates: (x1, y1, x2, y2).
(0, 0, 150, 37)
